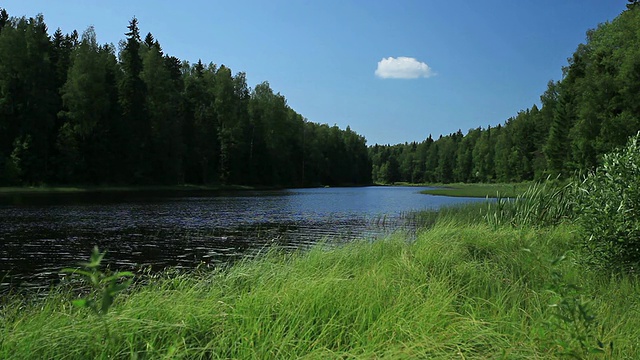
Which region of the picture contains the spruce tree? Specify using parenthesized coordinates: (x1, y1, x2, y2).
(544, 93, 573, 176)
(118, 17, 150, 183)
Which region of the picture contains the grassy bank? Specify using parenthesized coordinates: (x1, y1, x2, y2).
(420, 182, 533, 198)
(1, 182, 527, 198)
(2, 220, 637, 358)
(1, 180, 636, 358)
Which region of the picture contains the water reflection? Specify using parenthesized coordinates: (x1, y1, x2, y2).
(0, 187, 486, 293)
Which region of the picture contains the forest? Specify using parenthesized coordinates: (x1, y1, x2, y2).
(0, 9, 371, 188)
(2, 4, 640, 188)
(371, 4, 640, 184)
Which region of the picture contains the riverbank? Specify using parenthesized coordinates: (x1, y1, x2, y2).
(374, 181, 532, 198)
(0, 182, 526, 198)
(0, 183, 381, 196)
(1, 219, 636, 358)
(2, 180, 636, 358)
(419, 182, 532, 198)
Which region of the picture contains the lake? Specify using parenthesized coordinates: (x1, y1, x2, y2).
(0, 186, 486, 293)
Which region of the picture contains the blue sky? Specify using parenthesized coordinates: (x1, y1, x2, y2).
(3, 1, 628, 145)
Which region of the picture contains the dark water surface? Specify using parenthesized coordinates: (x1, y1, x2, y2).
(0, 186, 485, 293)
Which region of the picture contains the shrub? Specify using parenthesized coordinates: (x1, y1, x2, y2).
(575, 132, 640, 272)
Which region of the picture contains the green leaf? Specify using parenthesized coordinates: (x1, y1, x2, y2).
(101, 293, 114, 314)
(81, 246, 105, 268)
(72, 298, 88, 308)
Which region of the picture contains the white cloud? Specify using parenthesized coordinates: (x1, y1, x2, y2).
(375, 56, 434, 79)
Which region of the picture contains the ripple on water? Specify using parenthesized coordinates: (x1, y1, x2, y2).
(0, 187, 487, 294)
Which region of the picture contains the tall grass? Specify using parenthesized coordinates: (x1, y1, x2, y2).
(483, 180, 575, 228)
(2, 180, 637, 358)
(2, 222, 639, 359)
(411, 180, 575, 231)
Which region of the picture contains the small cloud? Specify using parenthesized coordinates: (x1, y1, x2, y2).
(375, 56, 434, 79)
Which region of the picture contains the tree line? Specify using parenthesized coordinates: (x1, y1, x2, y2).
(371, 5, 640, 184)
(3, 6, 638, 188)
(0, 10, 371, 187)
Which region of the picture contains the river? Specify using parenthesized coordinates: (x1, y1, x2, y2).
(0, 186, 486, 293)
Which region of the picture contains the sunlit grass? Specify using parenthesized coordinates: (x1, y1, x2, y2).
(420, 182, 533, 198)
(2, 181, 636, 358)
(2, 219, 638, 358)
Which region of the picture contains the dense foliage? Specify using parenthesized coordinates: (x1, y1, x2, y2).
(2, 5, 639, 188)
(5, 205, 640, 358)
(0, 10, 371, 187)
(371, 6, 640, 184)
(575, 133, 640, 272)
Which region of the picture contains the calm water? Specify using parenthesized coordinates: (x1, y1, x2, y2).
(0, 186, 485, 292)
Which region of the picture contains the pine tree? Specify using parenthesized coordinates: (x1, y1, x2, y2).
(118, 17, 150, 183)
(0, 8, 9, 33)
(544, 93, 573, 176)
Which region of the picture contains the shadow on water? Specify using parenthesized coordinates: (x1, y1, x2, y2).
(0, 187, 486, 296)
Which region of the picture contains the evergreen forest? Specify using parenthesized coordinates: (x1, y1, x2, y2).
(371, 4, 640, 184)
(2, 4, 640, 187)
(0, 10, 371, 187)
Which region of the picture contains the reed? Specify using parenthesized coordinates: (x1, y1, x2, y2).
(483, 180, 575, 228)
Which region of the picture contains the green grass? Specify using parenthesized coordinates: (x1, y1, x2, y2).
(1, 181, 634, 358)
(2, 219, 638, 358)
(420, 182, 533, 198)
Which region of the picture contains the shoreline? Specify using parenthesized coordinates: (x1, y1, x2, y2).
(2, 183, 636, 358)
(419, 182, 531, 198)
(0, 183, 385, 196)
(372, 181, 533, 198)
(2, 221, 633, 358)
